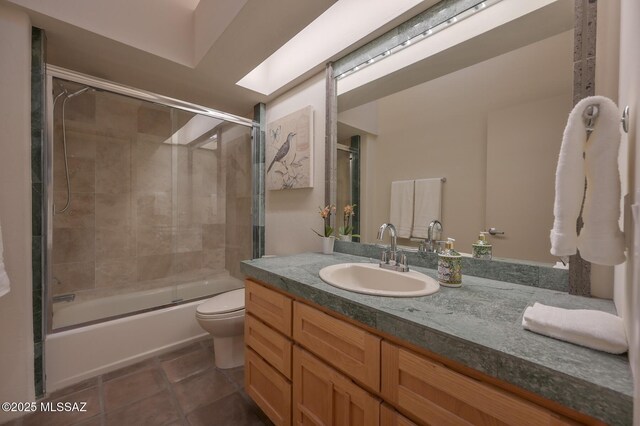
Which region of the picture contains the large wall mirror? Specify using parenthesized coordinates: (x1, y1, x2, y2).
(329, 0, 583, 266)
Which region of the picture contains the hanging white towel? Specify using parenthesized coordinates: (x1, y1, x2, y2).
(550, 96, 625, 265)
(411, 178, 442, 238)
(0, 224, 10, 298)
(389, 180, 414, 238)
(522, 303, 628, 354)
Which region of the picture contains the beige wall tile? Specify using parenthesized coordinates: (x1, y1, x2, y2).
(136, 192, 172, 228)
(203, 248, 225, 272)
(137, 227, 172, 256)
(95, 93, 139, 134)
(95, 259, 137, 288)
(95, 226, 134, 260)
(53, 228, 95, 264)
(53, 157, 95, 193)
(134, 140, 172, 193)
(137, 105, 171, 138)
(202, 224, 225, 250)
(137, 254, 172, 281)
(52, 262, 95, 295)
(60, 130, 97, 159)
(95, 137, 131, 194)
(64, 92, 96, 123)
(95, 193, 132, 227)
(172, 251, 203, 275)
(176, 227, 203, 253)
(53, 192, 95, 229)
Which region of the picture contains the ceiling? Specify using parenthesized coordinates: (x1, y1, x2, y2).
(6, 0, 337, 117)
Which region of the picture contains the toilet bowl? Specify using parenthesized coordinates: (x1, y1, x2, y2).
(195, 288, 245, 369)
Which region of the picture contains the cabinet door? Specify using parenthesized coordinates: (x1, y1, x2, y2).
(245, 313, 292, 379)
(245, 348, 292, 426)
(293, 302, 381, 391)
(246, 279, 292, 337)
(381, 342, 575, 426)
(293, 346, 380, 426)
(380, 403, 419, 426)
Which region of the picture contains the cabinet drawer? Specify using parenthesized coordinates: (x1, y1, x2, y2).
(381, 342, 575, 426)
(245, 313, 292, 379)
(293, 302, 381, 391)
(245, 347, 292, 426)
(246, 279, 292, 337)
(293, 346, 380, 426)
(380, 404, 419, 426)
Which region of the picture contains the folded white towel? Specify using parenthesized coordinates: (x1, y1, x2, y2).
(550, 96, 625, 265)
(390, 180, 414, 238)
(522, 302, 627, 354)
(411, 178, 442, 238)
(0, 224, 10, 298)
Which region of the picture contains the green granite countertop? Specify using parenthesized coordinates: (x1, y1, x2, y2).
(241, 252, 632, 425)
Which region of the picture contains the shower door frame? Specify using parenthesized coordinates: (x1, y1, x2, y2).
(44, 65, 262, 336)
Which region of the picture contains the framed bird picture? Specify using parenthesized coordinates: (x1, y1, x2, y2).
(266, 106, 313, 190)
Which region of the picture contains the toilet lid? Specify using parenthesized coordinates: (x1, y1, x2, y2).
(197, 288, 245, 315)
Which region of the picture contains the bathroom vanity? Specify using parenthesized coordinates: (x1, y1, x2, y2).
(241, 253, 632, 426)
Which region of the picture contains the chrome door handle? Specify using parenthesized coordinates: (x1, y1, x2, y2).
(488, 227, 504, 236)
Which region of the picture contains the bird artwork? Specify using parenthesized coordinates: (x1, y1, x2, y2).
(267, 131, 295, 173)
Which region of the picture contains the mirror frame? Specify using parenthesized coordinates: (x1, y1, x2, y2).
(325, 0, 599, 295)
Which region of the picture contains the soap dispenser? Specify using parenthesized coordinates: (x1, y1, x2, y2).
(472, 232, 492, 260)
(437, 238, 462, 287)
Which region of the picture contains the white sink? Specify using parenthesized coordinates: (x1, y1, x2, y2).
(319, 263, 439, 297)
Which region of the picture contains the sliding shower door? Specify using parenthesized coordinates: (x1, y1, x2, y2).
(49, 77, 253, 330)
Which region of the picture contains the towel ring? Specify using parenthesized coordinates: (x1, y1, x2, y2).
(622, 105, 630, 133)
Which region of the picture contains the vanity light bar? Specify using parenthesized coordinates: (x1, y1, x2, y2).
(336, 0, 502, 80)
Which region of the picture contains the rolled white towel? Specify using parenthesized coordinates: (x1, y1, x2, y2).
(522, 302, 627, 354)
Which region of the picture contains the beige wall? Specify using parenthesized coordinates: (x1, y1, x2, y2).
(613, 0, 640, 422)
(0, 3, 35, 422)
(265, 72, 326, 255)
(357, 31, 572, 262)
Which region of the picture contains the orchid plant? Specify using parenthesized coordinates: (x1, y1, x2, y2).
(338, 204, 359, 237)
(313, 205, 336, 238)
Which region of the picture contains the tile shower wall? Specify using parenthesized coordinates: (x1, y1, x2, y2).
(51, 85, 251, 307)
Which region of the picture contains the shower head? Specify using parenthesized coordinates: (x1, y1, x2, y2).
(66, 86, 92, 99)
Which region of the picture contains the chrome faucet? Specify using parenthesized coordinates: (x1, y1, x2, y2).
(419, 220, 443, 254)
(377, 223, 409, 272)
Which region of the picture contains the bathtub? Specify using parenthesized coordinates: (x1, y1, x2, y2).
(52, 277, 243, 329)
(46, 276, 243, 392)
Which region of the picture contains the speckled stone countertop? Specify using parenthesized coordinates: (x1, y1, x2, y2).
(241, 252, 632, 425)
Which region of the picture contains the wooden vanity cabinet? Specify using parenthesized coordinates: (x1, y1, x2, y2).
(245, 280, 293, 426)
(293, 301, 381, 391)
(245, 279, 589, 426)
(381, 341, 577, 426)
(292, 346, 380, 426)
(380, 404, 419, 426)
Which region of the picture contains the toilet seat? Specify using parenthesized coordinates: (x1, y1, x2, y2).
(196, 308, 245, 320)
(196, 288, 245, 316)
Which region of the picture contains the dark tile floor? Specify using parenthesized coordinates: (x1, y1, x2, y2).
(4, 339, 272, 426)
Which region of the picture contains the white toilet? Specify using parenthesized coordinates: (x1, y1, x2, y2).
(195, 288, 245, 369)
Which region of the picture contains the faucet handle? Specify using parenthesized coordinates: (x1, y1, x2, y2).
(380, 249, 389, 264)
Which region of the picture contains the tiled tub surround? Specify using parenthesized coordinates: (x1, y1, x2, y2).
(241, 252, 632, 425)
(50, 82, 252, 326)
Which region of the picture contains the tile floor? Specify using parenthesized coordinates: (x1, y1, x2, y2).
(4, 339, 272, 426)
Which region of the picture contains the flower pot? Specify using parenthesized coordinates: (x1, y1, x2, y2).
(321, 236, 335, 254)
(339, 234, 352, 242)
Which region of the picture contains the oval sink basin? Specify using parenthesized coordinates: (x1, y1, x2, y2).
(319, 263, 439, 297)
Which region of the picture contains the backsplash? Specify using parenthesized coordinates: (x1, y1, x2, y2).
(334, 241, 568, 291)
